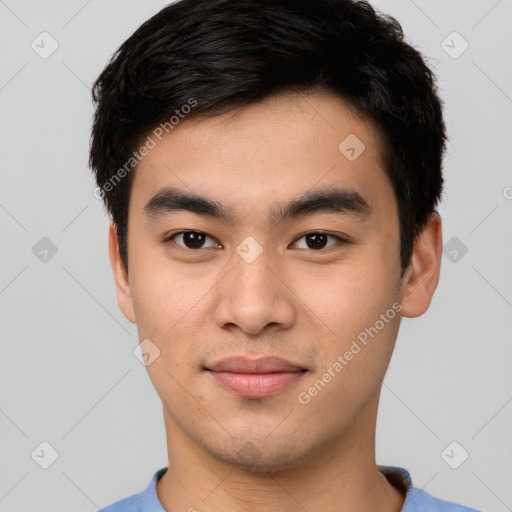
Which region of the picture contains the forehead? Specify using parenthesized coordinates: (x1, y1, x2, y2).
(130, 91, 394, 219)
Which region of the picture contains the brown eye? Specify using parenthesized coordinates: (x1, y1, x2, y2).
(305, 233, 328, 249)
(292, 232, 343, 250)
(169, 231, 219, 250)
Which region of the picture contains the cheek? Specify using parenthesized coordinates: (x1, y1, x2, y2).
(132, 270, 206, 400)
(130, 252, 205, 337)
(129, 257, 212, 370)
(292, 247, 399, 339)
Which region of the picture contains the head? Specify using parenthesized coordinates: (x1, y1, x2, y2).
(90, 0, 446, 471)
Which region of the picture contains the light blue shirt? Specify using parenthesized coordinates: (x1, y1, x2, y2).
(98, 466, 480, 511)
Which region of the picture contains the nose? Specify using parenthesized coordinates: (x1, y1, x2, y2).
(213, 248, 297, 336)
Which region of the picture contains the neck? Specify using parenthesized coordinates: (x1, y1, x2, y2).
(156, 396, 405, 512)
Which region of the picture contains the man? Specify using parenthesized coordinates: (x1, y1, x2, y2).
(90, 0, 479, 510)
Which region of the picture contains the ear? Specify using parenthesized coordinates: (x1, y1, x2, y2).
(108, 222, 136, 323)
(399, 212, 443, 318)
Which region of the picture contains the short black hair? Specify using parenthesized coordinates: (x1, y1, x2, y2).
(89, 0, 447, 275)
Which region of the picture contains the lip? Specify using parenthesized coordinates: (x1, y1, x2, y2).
(206, 356, 306, 373)
(205, 356, 307, 398)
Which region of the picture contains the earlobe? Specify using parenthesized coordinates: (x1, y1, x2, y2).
(108, 222, 136, 323)
(400, 212, 443, 318)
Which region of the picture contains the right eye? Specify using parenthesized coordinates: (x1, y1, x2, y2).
(166, 231, 221, 250)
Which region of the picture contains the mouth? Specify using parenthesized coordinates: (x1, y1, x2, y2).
(204, 356, 308, 398)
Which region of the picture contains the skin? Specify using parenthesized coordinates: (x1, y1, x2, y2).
(108, 91, 442, 512)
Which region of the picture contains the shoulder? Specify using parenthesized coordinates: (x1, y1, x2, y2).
(403, 486, 481, 512)
(97, 467, 167, 512)
(98, 493, 142, 512)
(378, 465, 480, 512)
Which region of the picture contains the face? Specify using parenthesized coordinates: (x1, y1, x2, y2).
(109, 91, 441, 471)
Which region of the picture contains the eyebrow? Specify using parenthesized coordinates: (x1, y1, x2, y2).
(143, 186, 371, 225)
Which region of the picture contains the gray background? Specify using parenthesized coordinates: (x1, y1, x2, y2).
(0, 0, 510, 510)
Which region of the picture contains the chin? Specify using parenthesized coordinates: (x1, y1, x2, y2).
(214, 436, 312, 473)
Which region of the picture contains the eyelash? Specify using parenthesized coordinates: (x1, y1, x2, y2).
(164, 230, 348, 252)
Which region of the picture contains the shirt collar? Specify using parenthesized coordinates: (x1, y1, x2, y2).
(140, 467, 167, 512)
(378, 465, 413, 493)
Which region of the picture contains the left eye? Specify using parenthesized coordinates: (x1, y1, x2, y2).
(291, 232, 342, 250)
(168, 231, 220, 250)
